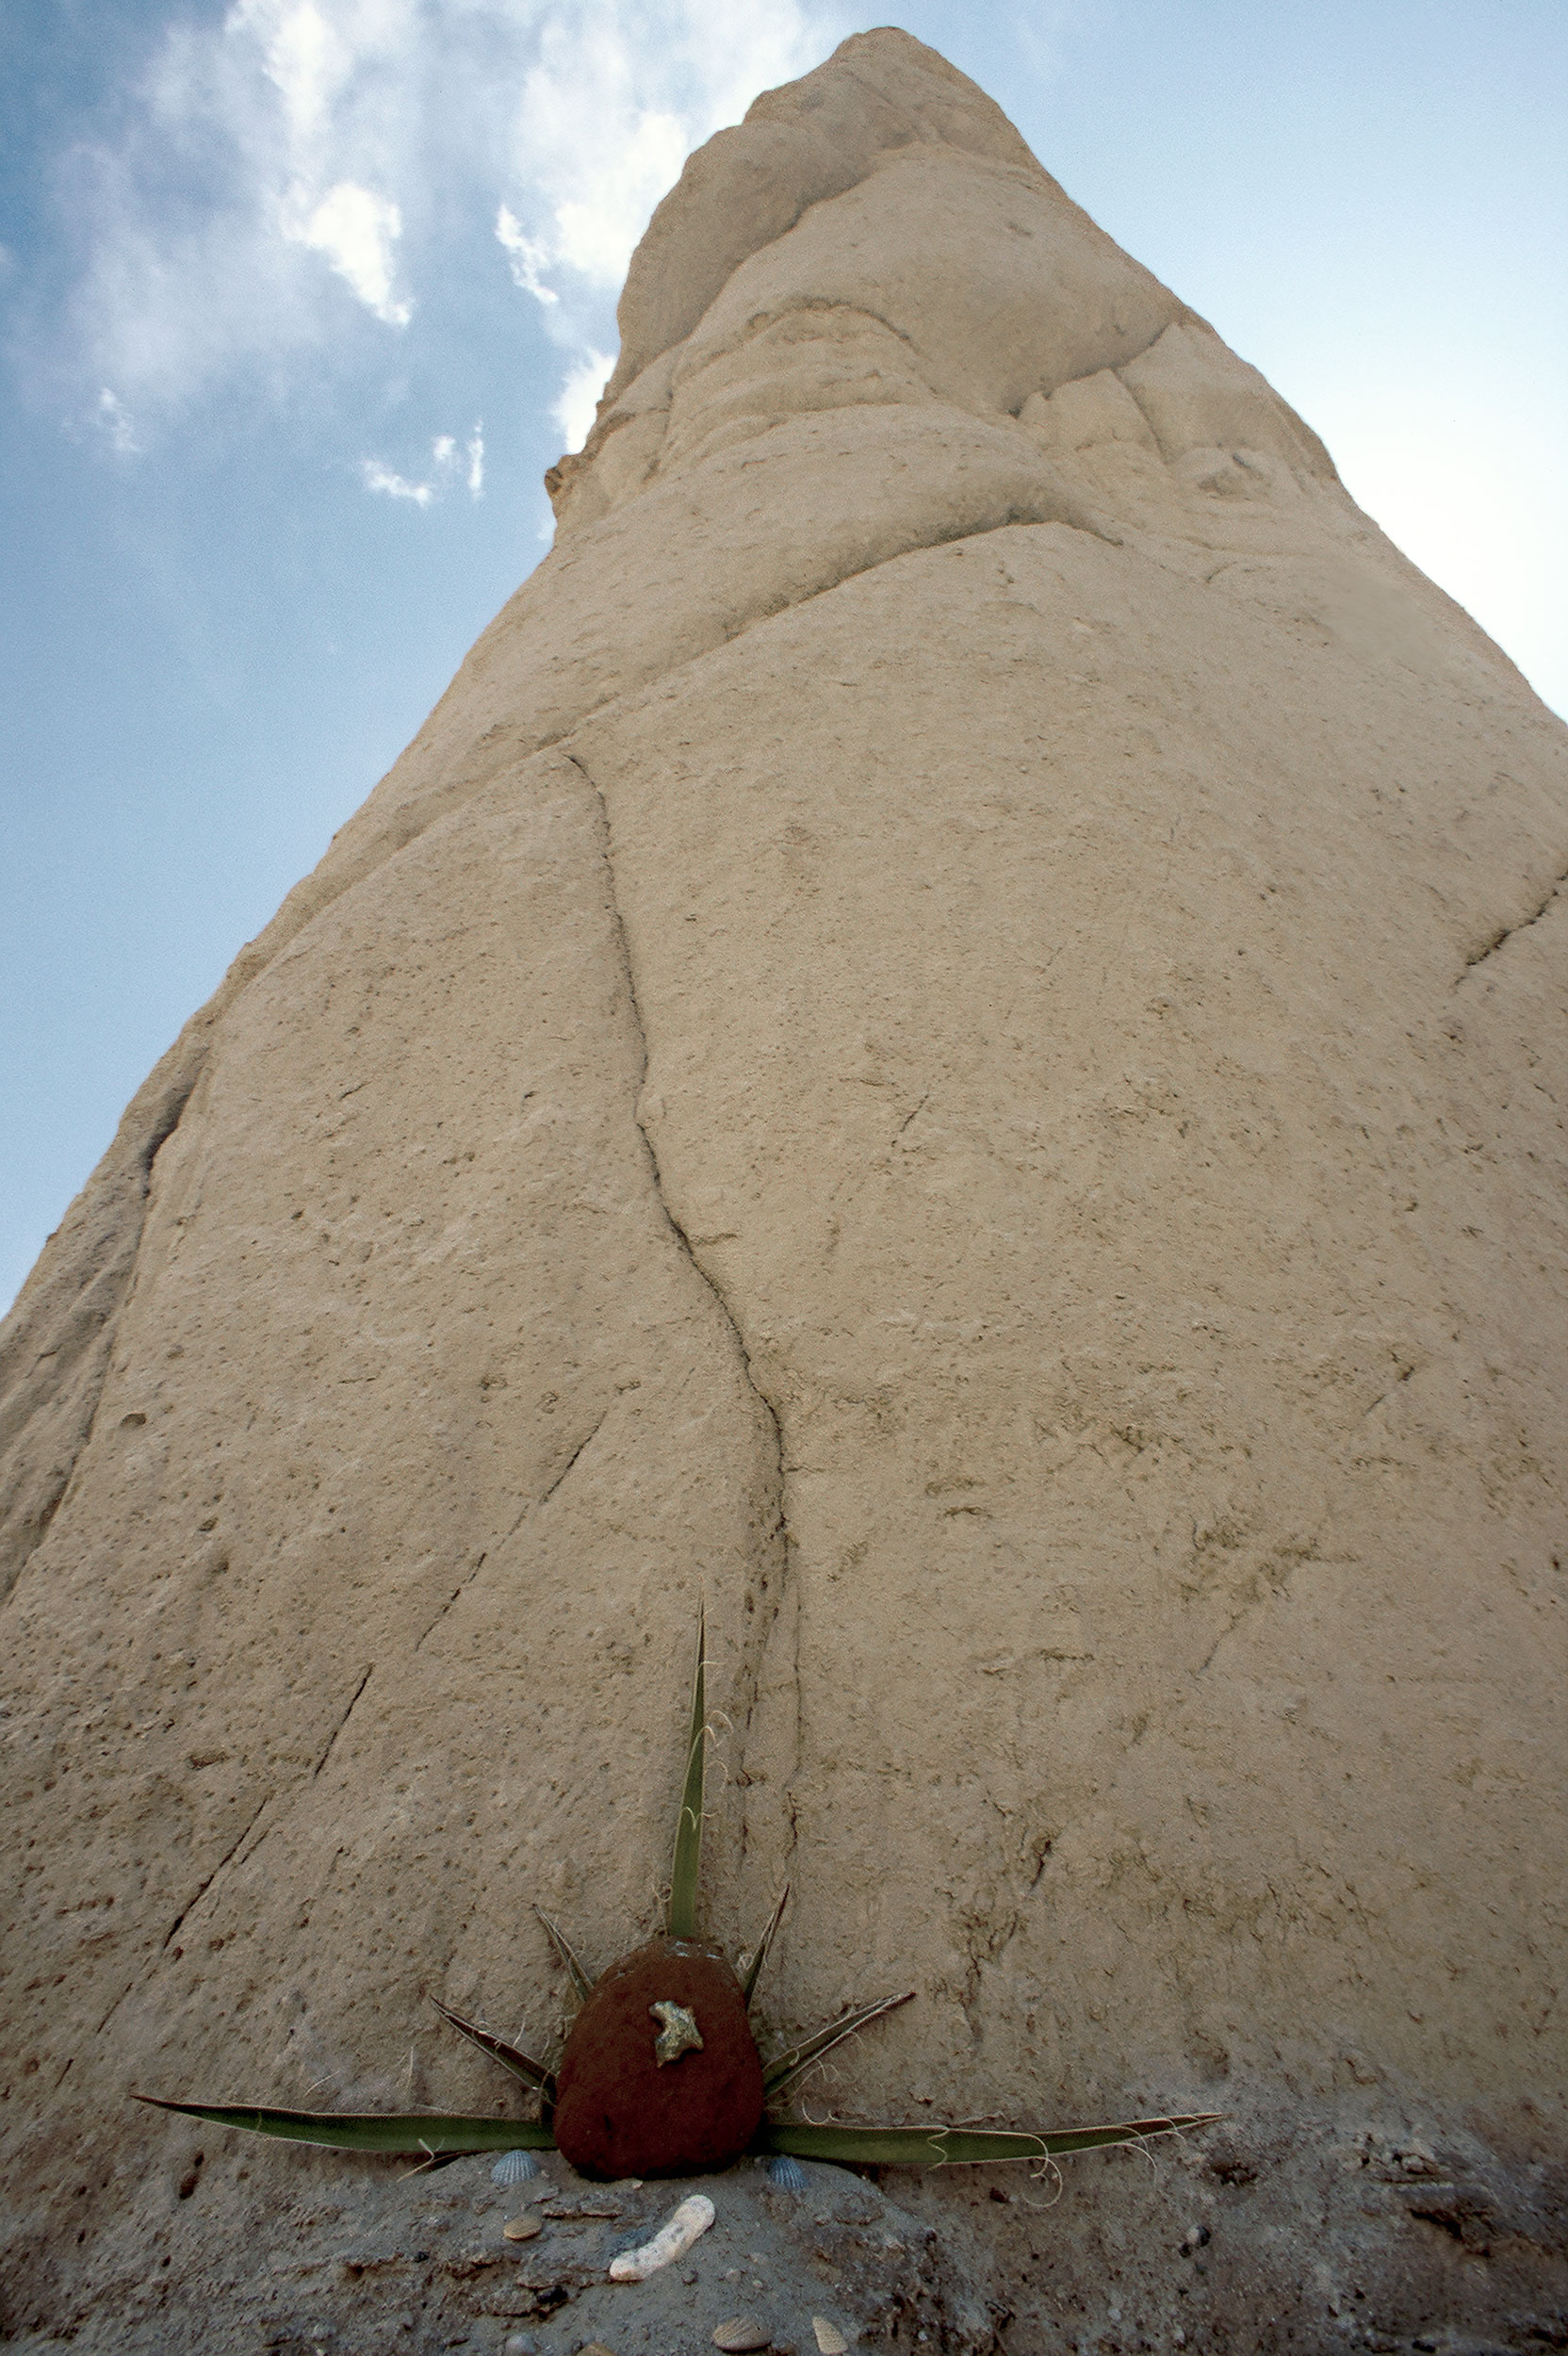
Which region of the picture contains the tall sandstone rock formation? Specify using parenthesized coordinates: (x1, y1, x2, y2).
(3, 28, 1565, 2346)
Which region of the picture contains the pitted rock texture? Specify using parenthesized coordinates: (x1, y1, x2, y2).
(2, 26, 1565, 2348)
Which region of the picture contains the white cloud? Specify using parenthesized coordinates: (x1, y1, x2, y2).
(95, 386, 139, 453)
(552, 347, 612, 452)
(36, 0, 837, 418)
(361, 422, 486, 505)
(494, 3, 827, 306)
(547, 110, 688, 282)
(496, 204, 558, 305)
(249, 0, 351, 140)
(361, 455, 433, 503)
(284, 179, 410, 323)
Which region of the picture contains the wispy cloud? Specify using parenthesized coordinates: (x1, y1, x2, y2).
(361, 455, 433, 504)
(95, 386, 139, 452)
(283, 179, 410, 324)
(31, 0, 839, 437)
(551, 348, 613, 451)
(361, 422, 486, 505)
(496, 204, 558, 304)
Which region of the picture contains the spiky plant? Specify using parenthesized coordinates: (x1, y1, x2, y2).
(138, 1610, 1217, 2178)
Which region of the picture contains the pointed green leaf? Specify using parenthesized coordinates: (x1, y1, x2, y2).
(534, 1906, 594, 2004)
(762, 1989, 915, 2096)
(132, 2094, 557, 2155)
(740, 1884, 790, 2009)
(754, 2112, 1222, 2168)
(428, 1998, 555, 2096)
(667, 1600, 706, 1939)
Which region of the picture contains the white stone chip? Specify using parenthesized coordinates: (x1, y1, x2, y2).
(608, 2192, 716, 2282)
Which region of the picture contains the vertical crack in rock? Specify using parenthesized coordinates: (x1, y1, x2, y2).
(563, 749, 792, 1842)
(0, 427, 1135, 1593)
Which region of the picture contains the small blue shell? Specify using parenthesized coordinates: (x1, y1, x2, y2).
(491, 2149, 542, 2186)
(765, 2153, 808, 2192)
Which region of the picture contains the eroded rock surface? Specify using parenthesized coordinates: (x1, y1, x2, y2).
(3, 27, 1565, 2348)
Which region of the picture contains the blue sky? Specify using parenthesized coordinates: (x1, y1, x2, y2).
(4, 0, 1565, 1313)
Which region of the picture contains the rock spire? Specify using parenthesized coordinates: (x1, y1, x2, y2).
(3, 28, 1565, 2344)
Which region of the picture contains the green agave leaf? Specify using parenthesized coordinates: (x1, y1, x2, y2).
(133, 2094, 557, 2156)
(762, 1989, 915, 2096)
(755, 2113, 1223, 2168)
(740, 1883, 790, 2009)
(667, 1600, 706, 1940)
(428, 1998, 555, 2098)
(534, 1905, 594, 2004)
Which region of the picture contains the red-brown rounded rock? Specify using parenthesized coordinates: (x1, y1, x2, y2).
(551, 1935, 763, 2180)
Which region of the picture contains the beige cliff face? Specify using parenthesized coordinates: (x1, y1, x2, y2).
(2, 28, 1565, 2343)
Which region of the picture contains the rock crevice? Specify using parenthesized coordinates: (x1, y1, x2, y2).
(1460, 859, 1568, 975)
(565, 744, 792, 1769)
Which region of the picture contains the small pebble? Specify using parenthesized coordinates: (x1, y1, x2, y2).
(578, 2345, 617, 2356)
(812, 2321, 848, 2356)
(713, 2319, 771, 2352)
(492, 2150, 542, 2186)
(502, 2215, 542, 2242)
(502, 2337, 538, 2355)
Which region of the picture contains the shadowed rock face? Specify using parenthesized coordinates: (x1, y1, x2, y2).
(2, 28, 1565, 2348)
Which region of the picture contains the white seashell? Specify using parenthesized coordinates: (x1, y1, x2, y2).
(812, 2319, 849, 2356)
(491, 2149, 542, 2186)
(712, 2316, 771, 2350)
(608, 2192, 716, 2282)
(765, 2152, 807, 2192)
